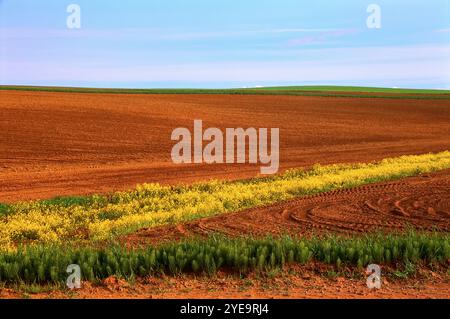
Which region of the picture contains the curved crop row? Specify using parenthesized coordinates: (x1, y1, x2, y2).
(0, 151, 449, 249)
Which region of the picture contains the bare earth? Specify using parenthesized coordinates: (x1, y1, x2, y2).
(0, 90, 449, 299)
(1, 265, 448, 299)
(114, 170, 450, 300)
(1, 90, 449, 202)
(123, 170, 450, 246)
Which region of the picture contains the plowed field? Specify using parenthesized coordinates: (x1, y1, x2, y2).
(123, 169, 450, 246)
(1, 90, 449, 202)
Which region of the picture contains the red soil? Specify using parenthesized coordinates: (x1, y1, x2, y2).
(123, 170, 450, 247)
(1, 90, 449, 202)
(1, 264, 448, 299)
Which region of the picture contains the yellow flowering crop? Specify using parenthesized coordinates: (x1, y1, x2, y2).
(1, 151, 449, 249)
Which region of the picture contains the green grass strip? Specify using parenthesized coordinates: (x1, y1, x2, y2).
(0, 204, 10, 217)
(0, 232, 448, 284)
(250, 85, 450, 94)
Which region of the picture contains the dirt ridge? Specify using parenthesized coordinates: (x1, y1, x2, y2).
(123, 170, 450, 246)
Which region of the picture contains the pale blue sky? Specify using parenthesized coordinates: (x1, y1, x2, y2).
(1, 0, 449, 88)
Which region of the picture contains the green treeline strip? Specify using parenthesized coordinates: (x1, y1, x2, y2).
(0, 233, 448, 284)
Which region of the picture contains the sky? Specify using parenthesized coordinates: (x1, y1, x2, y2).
(1, 0, 450, 89)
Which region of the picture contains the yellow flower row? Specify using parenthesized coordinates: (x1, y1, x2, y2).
(1, 151, 449, 250)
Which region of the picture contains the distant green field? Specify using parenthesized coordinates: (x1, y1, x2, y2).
(1, 85, 450, 99)
(252, 85, 450, 94)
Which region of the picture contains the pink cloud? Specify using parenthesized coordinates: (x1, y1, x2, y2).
(288, 29, 359, 47)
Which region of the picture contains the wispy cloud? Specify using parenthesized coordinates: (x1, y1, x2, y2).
(435, 28, 450, 32)
(3, 45, 449, 86)
(0, 26, 346, 41)
(288, 29, 359, 46)
(164, 28, 343, 40)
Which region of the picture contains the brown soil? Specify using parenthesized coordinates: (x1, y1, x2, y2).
(1, 264, 448, 299)
(1, 90, 449, 202)
(123, 170, 450, 247)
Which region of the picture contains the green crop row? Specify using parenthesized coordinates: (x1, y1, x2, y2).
(0, 232, 448, 284)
